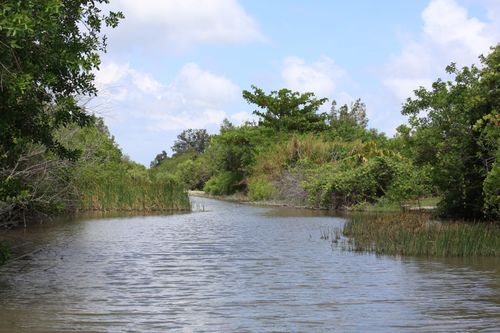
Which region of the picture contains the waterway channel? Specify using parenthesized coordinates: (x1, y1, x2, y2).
(0, 196, 499, 332)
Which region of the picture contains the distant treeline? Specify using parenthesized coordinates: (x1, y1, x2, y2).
(150, 45, 499, 221)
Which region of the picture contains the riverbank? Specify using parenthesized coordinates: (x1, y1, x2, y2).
(189, 190, 437, 212)
(190, 191, 498, 257)
(189, 190, 318, 210)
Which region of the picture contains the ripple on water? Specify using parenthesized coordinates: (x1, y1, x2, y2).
(0, 197, 499, 332)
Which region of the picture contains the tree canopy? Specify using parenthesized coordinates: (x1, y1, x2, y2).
(171, 129, 210, 156)
(401, 44, 499, 219)
(329, 99, 368, 129)
(0, 0, 123, 163)
(242, 85, 328, 133)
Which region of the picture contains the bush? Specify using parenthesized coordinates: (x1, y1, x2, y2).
(175, 158, 211, 190)
(305, 156, 401, 209)
(248, 177, 275, 201)
(203, 171, 239, 195)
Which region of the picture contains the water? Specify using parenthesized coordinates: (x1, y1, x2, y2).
(0, 197, 499, 332)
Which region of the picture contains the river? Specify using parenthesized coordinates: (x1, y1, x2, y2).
(0, 197, 499, 332)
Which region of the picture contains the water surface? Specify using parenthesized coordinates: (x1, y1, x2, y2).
(1, 197, 499, 332)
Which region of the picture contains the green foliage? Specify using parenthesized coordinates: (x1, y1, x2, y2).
(150, 128, 215, 190)
(151, 150, 197, 175)
(150, 150, 168, 168)
(77, 167, 189, 211)
(0, 117, 190, 227)
(0, 0, 123, 163)
(248, 177, 275, 201)
(242, 85, 328, 133)
(0, 144, 76, 227)
(306, 156, 400, 209)
(203, 171, 240, 196)
(174, 157, 211, 190)
(328, 99, 372, 140)
(64, 121, 190, 212)
(329, 99, 368, 128)
(0, 1, 128, 223)
(171, 129, 210, 156)
(383, 161, 433, 206)
(343, 214, 500, 256)
(206, 124, 275, 181)
(483, 162, 499, 218)
(401, 45, 499, 219)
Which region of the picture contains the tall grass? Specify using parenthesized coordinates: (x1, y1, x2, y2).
(253, 134, 365, 177)
(343, 213, 499, 256)
(77, 174, 190, 212)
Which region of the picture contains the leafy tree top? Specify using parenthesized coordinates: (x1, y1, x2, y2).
(400, 44, 499, 219)
(150, 150, 168, 168)
(171, 129, 210, 156)
(242, 85, 328, 133)
(0, 0, 123, 162)
(329, 99, 368, 129)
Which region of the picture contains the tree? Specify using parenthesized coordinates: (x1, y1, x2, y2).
(219, 118, 235, 134)
(242, 85, 328, 133)
(150, 151, 168, 168)
(401, 44, 499, 219)
(328, 99, 370, 140)
(329, 99, 368, 128)
(0, 1, 122, 225)
(171, 129, 210, 156)
(0, 0, 123, 164)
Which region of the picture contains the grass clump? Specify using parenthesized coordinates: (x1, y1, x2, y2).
(343, 214, 500, 257)
(78, 172, 190, 212)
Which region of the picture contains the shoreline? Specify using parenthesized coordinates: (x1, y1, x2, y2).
(188, 190, 436, 213)
(188, 190, 319, 210)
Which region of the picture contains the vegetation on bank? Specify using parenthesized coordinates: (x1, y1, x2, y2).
(150, 45, 499, 222)
(0, 0, 497, 257)
(0, 116, 191, 229)
(0, 1, 189, 229)
(342, 214, 500, 257)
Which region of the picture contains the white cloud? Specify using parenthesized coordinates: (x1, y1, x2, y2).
(94, 62, 240, 130)
(281, 56, 345, 99)
(381, 42, 434, 100)
(173, 63, 240, 108)
(382, 0, 498, 101)
(95, 62, 129, 86)
(422, 0, 494, 55)
(107, 0, 266, 50)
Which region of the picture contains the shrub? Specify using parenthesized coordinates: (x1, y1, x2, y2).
(248, 177, 275, 201)
(203, 171, 239, 195)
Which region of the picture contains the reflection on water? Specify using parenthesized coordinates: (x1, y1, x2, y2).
(0, 197, 499, 332)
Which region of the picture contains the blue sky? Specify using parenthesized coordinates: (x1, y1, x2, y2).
(92, 0, 500, 166)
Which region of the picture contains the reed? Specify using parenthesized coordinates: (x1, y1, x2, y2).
(320, 226, 342, 243)
(343, 213, 499, 257)
(77, 174, 190, 212)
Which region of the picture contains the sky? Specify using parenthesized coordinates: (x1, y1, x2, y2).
(91, 0, 500, 166)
